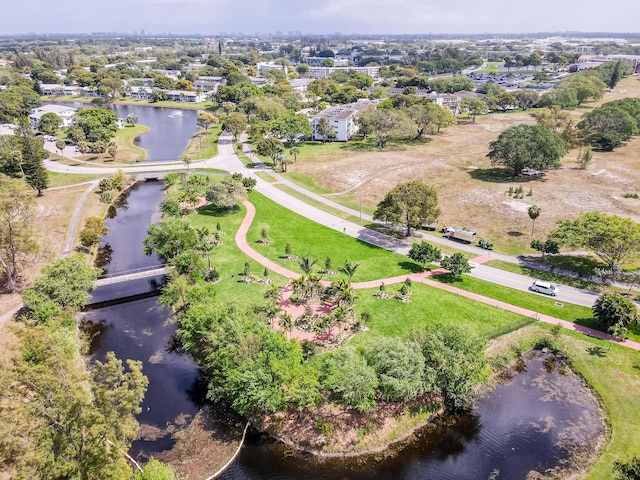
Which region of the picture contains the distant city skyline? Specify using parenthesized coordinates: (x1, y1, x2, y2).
(3, 0, 639, 36)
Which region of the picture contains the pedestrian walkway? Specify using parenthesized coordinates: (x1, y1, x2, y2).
(236, 200, 640, 352)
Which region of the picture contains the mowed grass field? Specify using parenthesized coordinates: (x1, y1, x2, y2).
(246, 191, 423, 282)
(279, 76, 640, 255)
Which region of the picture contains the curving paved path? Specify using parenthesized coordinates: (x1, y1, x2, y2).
(236, 200, 640, 352)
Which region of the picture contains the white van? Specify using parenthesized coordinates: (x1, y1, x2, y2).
(530, 280, 559, 296)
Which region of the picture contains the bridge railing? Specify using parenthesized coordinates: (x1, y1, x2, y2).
(97, 264, 168, 280)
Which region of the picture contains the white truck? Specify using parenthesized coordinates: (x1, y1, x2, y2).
(444, 227, 477, 244)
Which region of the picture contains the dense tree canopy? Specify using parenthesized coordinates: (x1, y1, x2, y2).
(374, 181, 440, 236)
(487, 124, 565, 176)
(549, 211, 640, 269)
(75, 106, 119, 143)
(205, 178, 248, 210)
(592, 292, 639, 329)
(577, 104, 637, 151)
(22, 254, 100, 323)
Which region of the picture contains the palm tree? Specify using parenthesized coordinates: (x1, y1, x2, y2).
(329, 279, 355, 307)
(195, 227, 216, 270)
(608, 322, 628, 350)
(280, 313, 294, 339)
(338, 259, 360, 287)
(55, 139, 66, 157)
(264, 283, 283, 304)
(528, 205, 541, 235)
(298, 252, 318, 275)
(290, 146, 300, 163)
(77, 141, 88, 163)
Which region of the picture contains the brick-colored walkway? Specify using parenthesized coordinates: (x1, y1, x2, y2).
(237, 200, 640, 352)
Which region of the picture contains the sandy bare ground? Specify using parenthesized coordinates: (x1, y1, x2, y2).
(288, 76, 640, 253)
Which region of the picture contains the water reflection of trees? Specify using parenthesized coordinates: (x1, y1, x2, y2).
(94, 243, 114, 271)
(113, 187, 131, 210)
(424, 414, 482, 459)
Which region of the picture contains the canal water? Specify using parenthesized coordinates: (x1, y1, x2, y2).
(48, 102, 198, 162)
(86, 182, 605, 478)
(86, 181, 205, 459)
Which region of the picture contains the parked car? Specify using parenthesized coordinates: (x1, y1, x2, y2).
(530, 280, 559, 296)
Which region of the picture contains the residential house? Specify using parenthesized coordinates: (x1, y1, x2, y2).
(40, 83, 81, 96)
(305, 65, 380, 80)
(165, 90, 206, 103)
(129, 86, 154, 100)
(29, 104, 77, 127)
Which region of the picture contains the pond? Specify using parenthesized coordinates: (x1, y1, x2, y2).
(47, 102, 198, 162)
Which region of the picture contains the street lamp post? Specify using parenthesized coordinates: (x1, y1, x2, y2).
(358, 186, 369, 223)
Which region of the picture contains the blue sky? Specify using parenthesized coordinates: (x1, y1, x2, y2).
(4, 0, 639, 35)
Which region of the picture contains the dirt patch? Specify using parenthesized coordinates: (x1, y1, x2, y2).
(286, 76, 640, 253)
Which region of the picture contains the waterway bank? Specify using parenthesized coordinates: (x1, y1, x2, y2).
(219, 345, 606, 480)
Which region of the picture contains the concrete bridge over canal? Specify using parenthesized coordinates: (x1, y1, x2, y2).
(95, 265, 170, 286)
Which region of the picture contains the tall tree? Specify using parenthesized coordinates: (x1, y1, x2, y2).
(221, 112, 248, 141)
(14, 117, 49, 195)
(408, 241, 442, 269)
(0, 326, 147, 479)
(374, 181, 440, 236)
(577, 106, 636, 151)
(271, 113, 311, 146)
(460, 97, 488, 123)
(197, 111, 218, 131)
(0, 175, 41, 292)
(357, 107, 412, 148)
(205, 178, 247, 210)
(440, 252, 472, 279)
(487, 124, 565, 176)
(338, 259, 360, 287)
(21, 254, 100, 322)
(255, 137, 285, 167)
(38, 112, 62, 135)
(126, 112, 139, 126)
(75, 106, 119, 143)
(549, 211, 640, 269)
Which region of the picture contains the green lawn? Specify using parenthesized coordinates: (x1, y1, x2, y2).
(114, 124, 149, 162)
(183, 125, 222, 160)
(188, 201, 287, 304)
(46, 171, 105, 187)
(352, 282, 532, 340)
(247, 191, 423, 282)
(485, 259, 599, 291)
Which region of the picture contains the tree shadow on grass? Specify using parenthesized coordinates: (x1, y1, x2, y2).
(574, 317, 602, 334)
(432, 272, 464, 284)
(339, 141, 408, 153)
(467, 167, 515, 183)
(587, 346, 607, 357)
(196, 204, 241, 218)
(468, 167, 550, 184)
(397, 260, 424, 273)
